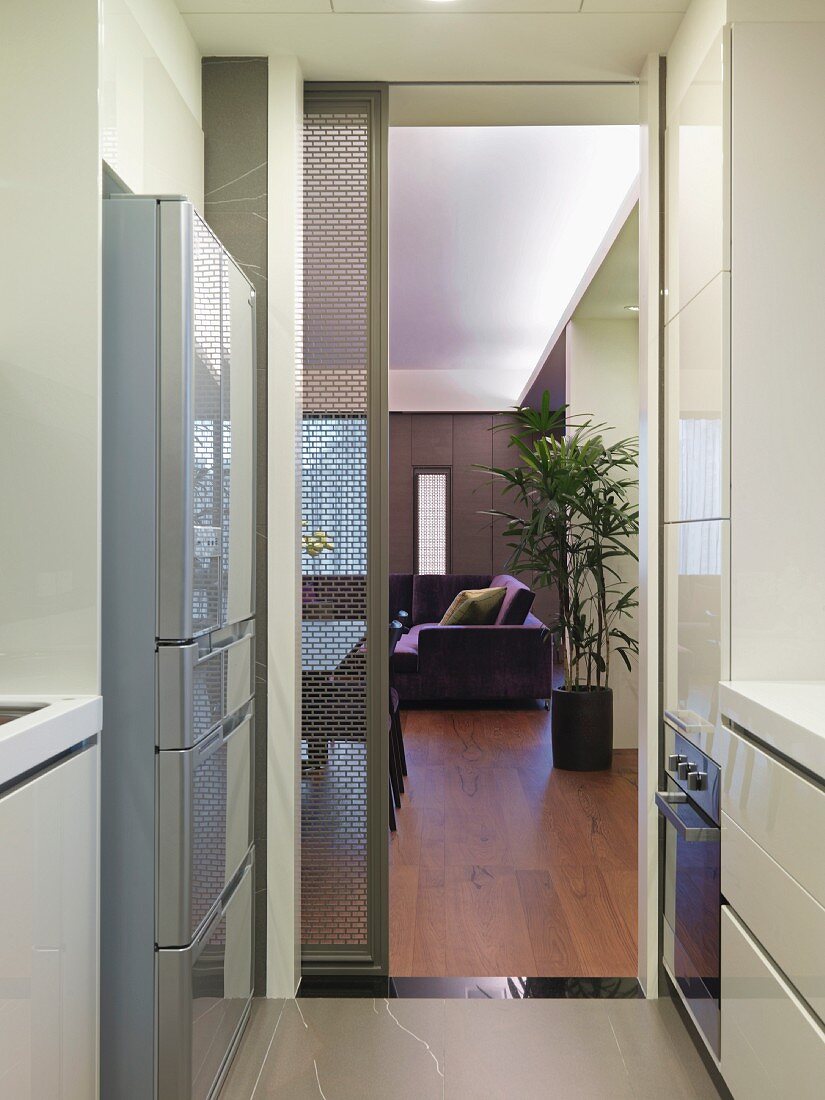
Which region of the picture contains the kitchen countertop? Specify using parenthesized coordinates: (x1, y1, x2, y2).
(0, 694, 102, 789)
(719, 681, 825, 783)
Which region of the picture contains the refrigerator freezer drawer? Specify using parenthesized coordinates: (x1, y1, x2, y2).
(157, 620, 254, 750)
(157, 707, 254, 945)
(157, 851, 254, 1100)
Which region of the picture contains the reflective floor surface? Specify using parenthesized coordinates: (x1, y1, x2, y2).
(218, 995, 723, 1099)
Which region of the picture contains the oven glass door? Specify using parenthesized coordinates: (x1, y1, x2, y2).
(660, 778, 721, 1057)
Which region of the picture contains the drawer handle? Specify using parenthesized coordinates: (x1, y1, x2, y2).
(655, 791, 720, 843)
(198, 620, 254, 658)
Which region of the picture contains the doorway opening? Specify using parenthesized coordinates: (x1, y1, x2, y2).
(386, 120, 643, 983)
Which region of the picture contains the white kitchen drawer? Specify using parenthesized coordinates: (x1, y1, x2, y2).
(721, 907, 825, 1099)
(720, 722, 825, 908)
(722, 812, 825, 1025)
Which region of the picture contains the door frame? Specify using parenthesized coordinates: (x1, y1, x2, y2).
(295, 72, 664, 989)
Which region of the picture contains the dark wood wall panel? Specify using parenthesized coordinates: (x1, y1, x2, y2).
(452, 414, 493, 574)
(389, 411, 559, 628)
(389, 414, 413, 572)
(410, 413, 453, 467)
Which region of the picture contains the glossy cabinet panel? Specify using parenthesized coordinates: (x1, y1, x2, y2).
(665, 30, 727, 322)
(719, 722, 825, 910)
(722, 812, 825, 1026)
(664, 520, 730, 727)
(721, 907, 825, 1099)
(0, 747, 98, 1098)
(664, 272, 729, 523)
(100, 0, 204, 211)
(730, 22, 825, 681)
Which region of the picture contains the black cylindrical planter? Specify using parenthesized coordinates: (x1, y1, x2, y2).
(551, 687, 613, 771)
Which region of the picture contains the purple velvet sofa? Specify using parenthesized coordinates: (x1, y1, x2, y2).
(389, 573, 553, 703)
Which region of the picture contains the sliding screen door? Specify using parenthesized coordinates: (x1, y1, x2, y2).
(301, 87, 388, 971)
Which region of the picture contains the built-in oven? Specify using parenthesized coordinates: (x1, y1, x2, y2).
(657, 721, 722, 1059)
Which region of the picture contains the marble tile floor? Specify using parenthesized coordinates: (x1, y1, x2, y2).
(219, 995, 722, 1099)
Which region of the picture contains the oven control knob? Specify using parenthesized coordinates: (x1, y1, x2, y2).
(677, 760, 697, 781)
(668, 753, 687, 771)
(688, 770, 707, 791)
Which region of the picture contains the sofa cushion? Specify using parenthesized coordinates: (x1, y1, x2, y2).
(411, 573, 491, 625)
(440, 587, 506, 626)
(491, 573, 536, 625)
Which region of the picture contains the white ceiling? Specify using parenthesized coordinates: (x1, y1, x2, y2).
(574, 201, 639, 320)
(179, 2, 687, 82)
(388, 125, 639, 410)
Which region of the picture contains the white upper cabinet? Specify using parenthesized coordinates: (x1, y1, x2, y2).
(665, 30, 728, 323)
(664, 519, 730, 725)
(730, 21, 825, 680)
(665, 271, 730, 523)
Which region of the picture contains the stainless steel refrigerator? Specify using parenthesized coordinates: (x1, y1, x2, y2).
(101, 196, 256, 1100)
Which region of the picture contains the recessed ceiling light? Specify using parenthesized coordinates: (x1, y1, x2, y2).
(624, 305, 639, 312)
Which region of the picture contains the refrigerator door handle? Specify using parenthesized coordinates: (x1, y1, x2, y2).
(195, 702, 253, 765)
(199, 618, 254, 657)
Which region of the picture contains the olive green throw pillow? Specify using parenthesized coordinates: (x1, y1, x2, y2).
(439, 587, 506, 626)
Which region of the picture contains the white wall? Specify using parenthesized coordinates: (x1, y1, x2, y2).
(0, 0, 102, 694)
(266, 56, 303, 1000)
(101, 0, 204, 210)
(565, 319, 640, 750)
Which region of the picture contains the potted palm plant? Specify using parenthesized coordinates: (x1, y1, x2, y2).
(482, 395, 639, 770)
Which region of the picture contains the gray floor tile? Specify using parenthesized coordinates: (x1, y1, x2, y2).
(443, 1000, 635, 1100)
(607, 999, 721, 1100)
(221, 996, 722, 1100)
(219, 999, 285, 1100)
(251, 998, 445, 1099)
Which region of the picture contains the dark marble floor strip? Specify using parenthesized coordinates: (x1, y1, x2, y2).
(298, 975, 642, 999)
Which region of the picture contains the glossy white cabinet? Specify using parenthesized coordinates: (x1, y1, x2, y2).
(665, 30, 728, 323)
(665, 272, 729, 523)
(721, 907, 825, 1099)
(722, 811, 825, 1025)
(719, 721, 825, 910)
(664, 519, 729, 726)
(0, 746, 98, 1098)
(729, 22, 825, 680)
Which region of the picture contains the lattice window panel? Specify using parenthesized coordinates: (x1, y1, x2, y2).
(415, 469, 450, 575)
(301, 105, 372, 950)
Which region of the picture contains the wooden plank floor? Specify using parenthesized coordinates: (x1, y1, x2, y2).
(389, 706, 638, 977)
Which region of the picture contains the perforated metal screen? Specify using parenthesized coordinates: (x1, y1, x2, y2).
(301, 100, 375, 954)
